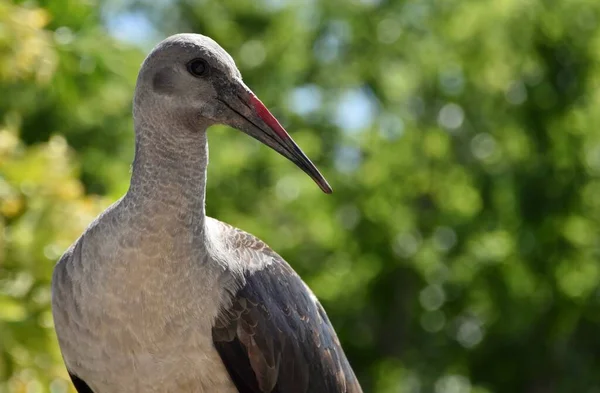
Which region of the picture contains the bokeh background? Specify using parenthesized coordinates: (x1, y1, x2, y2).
(1, 0, 600, 392)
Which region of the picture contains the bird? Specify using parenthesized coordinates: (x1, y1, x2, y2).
(51, 33, 363, 393)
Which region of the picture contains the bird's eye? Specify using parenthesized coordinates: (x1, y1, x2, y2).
(187, 59, 209, 77)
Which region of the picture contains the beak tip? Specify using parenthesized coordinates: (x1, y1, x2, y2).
(320, 182, 333, 194)
(246, 89, 334, 196)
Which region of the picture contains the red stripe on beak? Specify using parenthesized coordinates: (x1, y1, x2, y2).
(247, 93, 332, 194)
(249, 95, 291, 140)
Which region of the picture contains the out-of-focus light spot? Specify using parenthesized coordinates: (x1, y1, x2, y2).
(38, 310, 54, 329)
(275, 176, 300, 201)
(54, 27, 73, 45)
(50, 378, 69, 393)
(330, 19, 352, 40)
(556, 69, 576, 93)
(261, 0, 290, 11)
(296, 0, 321, 31)
(438, 103, 464, 130)
(419, 284, 446, 310)
(433, 226, 457, 252)
(456, 317, 484, 348)
(239, 40, 266, 68)
(401, 373, 422, 393)
(287, 85, 323, 116)
(336, 204, 361, 230)
(403, 2, 430, 30)
(377, 18, 401, 44)
(435, 375, 471, 393)
(379, 113, 405, 140)
(471, 230, 513, 262)
(106, 12, 156, 45)
(505, 80, 527, 105)
(427, 265, 450, 284)
(584, 144, 600, 175)
(563, 216, 595, 247)
(43, 244, 63, 260)
(358, 0, 382, 6)
(26, 380, 43, 393)
(407, 95, 425, 119)
(48, 135, 67, 155)
(11, 348, 29, 364)
(32, 287, 51, 305)
(334, 145, 362, 173)
(3, 272, 34, 297)
(0, 195, 22, 217)
(577, 8, 596, 31)
(392, 231, 421, 258)
(525, 67, 544, 87)
(79, 56, 96, 74)
(439, 65, 464, 96)
(313, 20, 351, 63)
(0, 128, 19, 152)
(314, 34, 341, 63)
(556, 256, 599, 299)
(334, 88, 377, 132)
(470, 133, 496, 160)
(583, 184, 600, 217)
(35, 353, 52, 369)
(421, 310, 446, 333)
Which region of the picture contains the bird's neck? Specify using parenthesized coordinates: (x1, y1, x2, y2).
(126, 122, 209, 233)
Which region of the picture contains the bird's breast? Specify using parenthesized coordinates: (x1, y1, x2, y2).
(52, 229, 237, 393)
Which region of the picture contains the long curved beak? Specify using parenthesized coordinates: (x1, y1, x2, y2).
(218, 81, 332, 194)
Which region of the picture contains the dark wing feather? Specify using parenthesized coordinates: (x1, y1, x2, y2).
(212, 223, 362, 393)
(68, 372, 95, 393)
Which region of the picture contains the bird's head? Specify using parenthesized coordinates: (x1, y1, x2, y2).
(133, 33, 332, 194)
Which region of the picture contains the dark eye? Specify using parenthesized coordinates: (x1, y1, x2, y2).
(187, 59, 209, 77)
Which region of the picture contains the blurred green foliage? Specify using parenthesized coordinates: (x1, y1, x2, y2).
(1, 0, 600, 392)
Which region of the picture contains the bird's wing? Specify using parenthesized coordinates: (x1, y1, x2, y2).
(68, 372, 95, 393)
(211, 221, 362, 393)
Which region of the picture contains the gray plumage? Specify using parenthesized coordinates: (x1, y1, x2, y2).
(51, 33, 361, 393)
